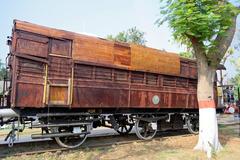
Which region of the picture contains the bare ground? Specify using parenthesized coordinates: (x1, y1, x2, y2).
(1, 114, 240, 160)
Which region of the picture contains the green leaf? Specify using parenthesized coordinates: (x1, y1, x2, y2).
(156, 0, 239, 53)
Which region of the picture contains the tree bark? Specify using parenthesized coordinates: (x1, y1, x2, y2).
(194, 54, 221, 158)
(188, 37, 222, 158)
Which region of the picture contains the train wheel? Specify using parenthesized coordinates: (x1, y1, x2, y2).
(116, 116, 134, 135)
(186, 116, 199, 134)
(116, 124, 133, 135)
(135, 116, 157, 140)
(114, 115, 134, 135)
(51, 126, 88, 148)
(116, 120, 134, 135)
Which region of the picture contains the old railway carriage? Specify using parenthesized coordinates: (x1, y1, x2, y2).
(0, 20, 200, 148)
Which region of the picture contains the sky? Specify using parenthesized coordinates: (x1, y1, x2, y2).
(0, 0, 239, 80)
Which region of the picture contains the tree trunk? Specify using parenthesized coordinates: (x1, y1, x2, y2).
(194, 57, 222, 158)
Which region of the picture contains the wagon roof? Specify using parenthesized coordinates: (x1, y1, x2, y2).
(13, 20, 186, 76)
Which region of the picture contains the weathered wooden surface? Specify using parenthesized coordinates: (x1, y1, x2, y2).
(14, 20, 180, 76)
(130, 44, 180, 75)
(10, 20, 198, 109)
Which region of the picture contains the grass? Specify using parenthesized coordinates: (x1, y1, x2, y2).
(219, 123, 240, 137)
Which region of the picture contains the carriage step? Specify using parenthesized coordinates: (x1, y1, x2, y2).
(32, 122, 92, 128)
(36, 113, 93, 117)
(31, 131, 91, 139)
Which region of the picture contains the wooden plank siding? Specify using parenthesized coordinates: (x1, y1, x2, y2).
(14, 20, 180, 76)
(9, 20, 198, 109)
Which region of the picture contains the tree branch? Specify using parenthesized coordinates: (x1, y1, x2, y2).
(187, 35, 208, 63)
(209, 15, 238, 66)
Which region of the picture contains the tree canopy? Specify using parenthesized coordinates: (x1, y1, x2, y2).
(179, 51, 194, 59)
(106, 27, 147, 45)
(0, 60, 6, 80)
(157, 0, 239, 67)
(230, 58, 240, 97)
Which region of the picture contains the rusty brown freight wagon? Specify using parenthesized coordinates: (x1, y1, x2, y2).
(1, 20, 201, 148)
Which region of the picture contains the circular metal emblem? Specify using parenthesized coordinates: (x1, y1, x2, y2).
(152, 95, 160, 105)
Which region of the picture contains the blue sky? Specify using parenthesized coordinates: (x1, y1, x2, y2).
(0, 0, 239, 79)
